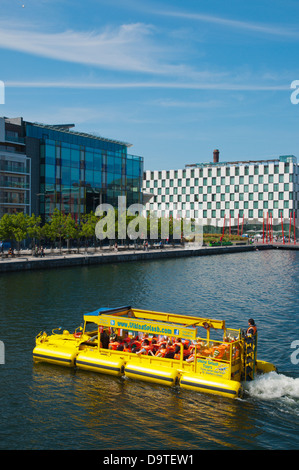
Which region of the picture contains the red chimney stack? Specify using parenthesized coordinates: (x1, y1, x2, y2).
(213, 149, 219, 163)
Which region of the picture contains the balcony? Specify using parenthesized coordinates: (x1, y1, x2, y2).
(4, 134, 25, 145)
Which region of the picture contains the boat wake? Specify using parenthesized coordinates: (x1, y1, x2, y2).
(244, 371, 299, 401)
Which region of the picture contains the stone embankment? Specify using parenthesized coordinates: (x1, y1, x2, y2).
(0, 243, 297, 273)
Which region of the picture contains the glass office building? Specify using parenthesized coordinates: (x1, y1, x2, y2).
(25, 122, 143, 221)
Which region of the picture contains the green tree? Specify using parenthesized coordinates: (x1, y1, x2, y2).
(26, 213, 43, 249)
(10, 212, 28, 253)
(0, 213, 14, 242)
(49, 209, 67, 253)
(80, 212, 97, 252)
(64, 213, 78, 252)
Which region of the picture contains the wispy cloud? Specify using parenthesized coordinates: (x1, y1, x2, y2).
(0, 21, 172, 74)
(155, 9, 299, 38)
(5, 80, 289, 91)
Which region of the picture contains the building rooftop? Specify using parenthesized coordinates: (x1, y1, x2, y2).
(185, 154, 297, 168)
(29, 121, 133, 148)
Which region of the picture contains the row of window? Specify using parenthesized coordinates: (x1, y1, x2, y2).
(0, 175, 30, 189)
(147, 162, 294, 180)
(0, 191, 29, 205)
(42, 142, 142, 177)
(149, 183, 294, 196)
(145, 208, 295, 220)
(149, 199, 292, 210)
(144, 173, 294, 189)
(40, 190, 141, 217)
(42, 163, 141, 190)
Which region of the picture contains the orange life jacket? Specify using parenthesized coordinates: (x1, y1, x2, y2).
(246, 325, 257, 336)
(155, 345, 167, 357)
(212, 344, 228, 360)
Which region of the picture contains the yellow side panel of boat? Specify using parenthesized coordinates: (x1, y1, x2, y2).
(76, 350, 125, 376)
(33, 344, 77, 367)
(180, 372, 242, 399)
(256, 360, 277, 374)
(124, 361, 178, 387)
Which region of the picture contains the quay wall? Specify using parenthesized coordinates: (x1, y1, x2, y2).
(1, 243, 297, 273)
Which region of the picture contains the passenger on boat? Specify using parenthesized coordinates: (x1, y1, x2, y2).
(186, 339, 204, 362)
(131, 343, 139, 353)
(123, 342, 131, 353)
(150, 335, 159, 344)
(116, 340, 124, 351)
(149, 338, 159, 354)
(173, 344, 181, 360)
(100, 329, 110, 349)
(246, 319, 257, 337)
(136, 338, 152, 355)
(155, 342, 167, 357)
(130, 336, 141, 351)
(164, 340, 175, 358)
(173, 342, 191, 360)
(109, 336, 122, 350)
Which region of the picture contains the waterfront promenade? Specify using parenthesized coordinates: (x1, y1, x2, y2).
(0, 242, 298, 273)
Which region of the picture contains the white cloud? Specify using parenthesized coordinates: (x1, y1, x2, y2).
(155, 9, 299, 39)
(6, 80, 289, 91)
(0, 21, 172, 74)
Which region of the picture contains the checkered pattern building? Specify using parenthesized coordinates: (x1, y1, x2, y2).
(142, 154, 299, 228)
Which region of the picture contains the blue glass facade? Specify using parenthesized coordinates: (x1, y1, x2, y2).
(26, 123, 143, 220)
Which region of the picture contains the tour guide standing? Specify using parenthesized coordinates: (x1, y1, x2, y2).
(246, 318, 257, 336)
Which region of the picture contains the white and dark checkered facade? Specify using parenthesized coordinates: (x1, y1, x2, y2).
(142, 156, 299, 228)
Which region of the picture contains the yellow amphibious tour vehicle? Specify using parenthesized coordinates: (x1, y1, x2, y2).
(33, 306, 276, 399)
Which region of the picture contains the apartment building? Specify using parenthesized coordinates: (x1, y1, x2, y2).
(143, 150, 299, 229)
(0, 117, 31, 217)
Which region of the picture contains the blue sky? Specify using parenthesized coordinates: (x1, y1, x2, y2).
(1, 0, 299, 170)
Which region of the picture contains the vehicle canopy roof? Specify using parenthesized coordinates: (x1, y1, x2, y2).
(83, 306, 226, 340)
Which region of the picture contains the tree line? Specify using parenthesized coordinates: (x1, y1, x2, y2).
(0, 209, 187, 253)
(0, 209, 99, 252)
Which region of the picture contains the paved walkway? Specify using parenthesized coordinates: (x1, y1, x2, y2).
(0, 242, 297, 273)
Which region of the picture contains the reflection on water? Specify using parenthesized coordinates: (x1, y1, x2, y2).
(31, 363, 254, 450)
(1, 250, 299, 449)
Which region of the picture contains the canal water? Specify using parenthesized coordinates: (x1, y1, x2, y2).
(0, 249, 298, 450)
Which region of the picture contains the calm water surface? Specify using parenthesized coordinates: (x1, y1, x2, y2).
(0, 250, 298, 450)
